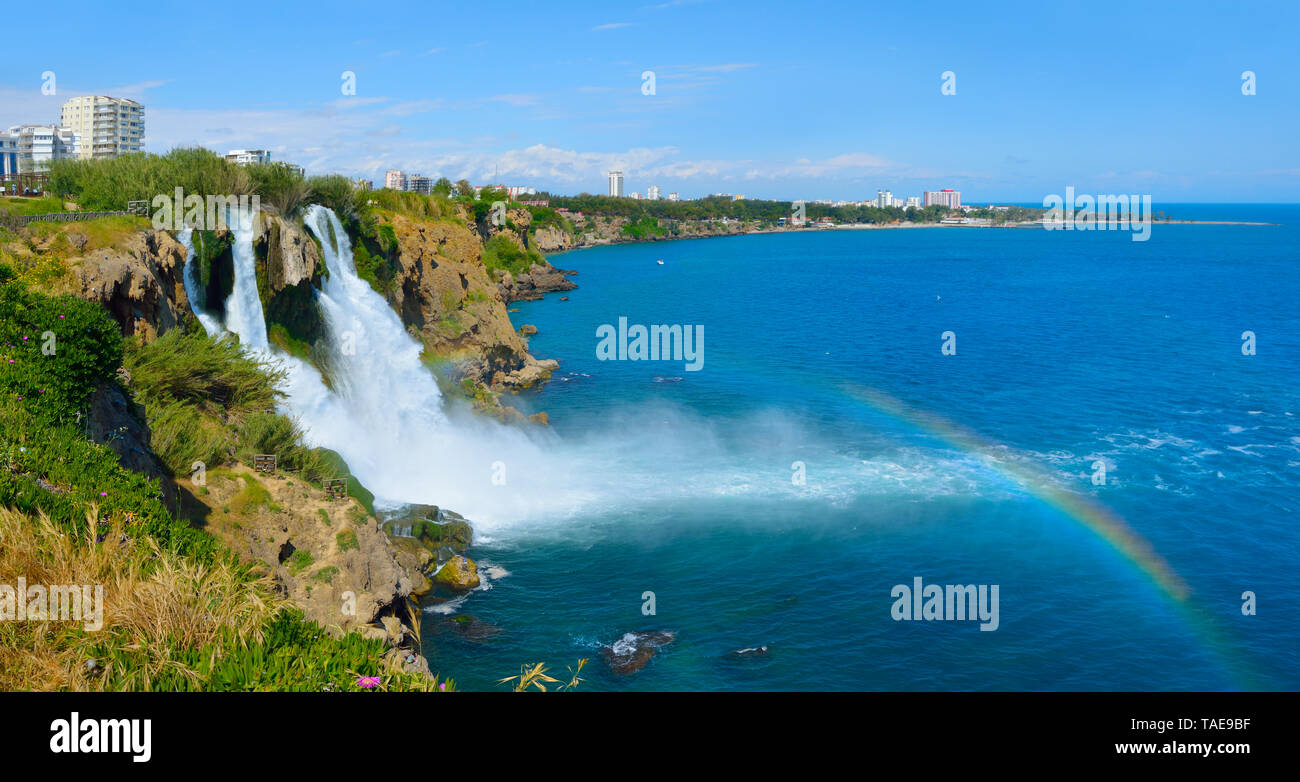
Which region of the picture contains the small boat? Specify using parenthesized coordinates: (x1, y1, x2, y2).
(656, 259, 664, 265)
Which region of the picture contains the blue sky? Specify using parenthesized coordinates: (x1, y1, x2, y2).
(2, 0, 1297, 201)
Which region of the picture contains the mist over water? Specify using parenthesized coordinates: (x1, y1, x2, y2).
(178, 206, 1100, 530)
(181, 206, 969, 530)
(173, 206, 1300, 689)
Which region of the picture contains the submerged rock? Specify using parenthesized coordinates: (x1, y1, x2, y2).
(434, 555, 480, 592)
(442, 614, 503, 643)
(601, 630, 676, 675)
(729, 645, 770, 658)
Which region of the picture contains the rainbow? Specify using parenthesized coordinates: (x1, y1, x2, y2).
(842, 383, 1190, 601)
(841, 382, 1261, 689)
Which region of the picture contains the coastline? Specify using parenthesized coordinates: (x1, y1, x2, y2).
(545, 217, 1279, 257)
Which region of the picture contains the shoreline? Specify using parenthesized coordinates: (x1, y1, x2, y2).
(547, 217, 1279, 256)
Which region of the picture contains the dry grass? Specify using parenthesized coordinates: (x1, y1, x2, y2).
(0, 505, 287, 691)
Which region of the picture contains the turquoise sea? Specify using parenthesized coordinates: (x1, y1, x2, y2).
(420, 206, 1300, 691)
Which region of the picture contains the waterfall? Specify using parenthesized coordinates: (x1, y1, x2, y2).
(222, 207, 269, 350)
(296, 205, 563, 520)
(177, 228, 224, 336)
(181, 204, 841, 531)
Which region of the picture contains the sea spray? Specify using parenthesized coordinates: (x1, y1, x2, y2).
(202, 205, 948, 530)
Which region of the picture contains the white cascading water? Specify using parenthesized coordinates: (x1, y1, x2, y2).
(187, 204, 887, 532)
(189, 203, 582, 523)
(222, 208, 270, 351)
(177, 228, 225, 335)
(295, 205, 578, 521)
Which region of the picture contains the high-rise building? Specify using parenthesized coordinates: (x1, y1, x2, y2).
(385, 170, 408, 190)
(225, 149, 271, 165)
(876, 189, 893, 208)
(59, 96, 144, 160)
(923, 189, 961, 208)
(353, 178, 373, 191)
(408, 174, 433, 194)
(5, 125, 80, 173)
(667, 192, 680, 201)
(607, 170, 624, 197)
(905, 196, 922, 208)
(646, 184, 661, 200)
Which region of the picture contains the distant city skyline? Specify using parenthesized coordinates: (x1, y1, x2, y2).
(1, 1, 1297, 201)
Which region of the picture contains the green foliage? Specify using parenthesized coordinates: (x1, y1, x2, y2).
(45, 147, 253, 212)
(0, 278, 123, 425)
(246, 162, 311, 217)
(316, 449, 375, 514)
(0, 398, 219, 562)
(481, 234, 542, 276)
(0, 195, 66, 217)
(621, 216, 667, 239)
(87, 609, 452, 692)
(308, 175, 363, 223)
(286, 549, 314, 574)
(336, 529, 359, 552)
(123, 330, 331, 483)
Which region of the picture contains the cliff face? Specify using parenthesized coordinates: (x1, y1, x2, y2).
(380, 212, 559, 389)
(55, 229, 191, 342)
(190, 466, 419, 632)
(560, 214, 757, 248)
(254, 212, 321, 294)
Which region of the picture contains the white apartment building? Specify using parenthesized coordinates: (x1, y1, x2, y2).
(385, 170, 408, 190)
(5, 125, 81, 173)
(608, 170, 624, 197)
(667, 192, 680, 201)
(225, 149, 271, 165)
(646, 185, 661, 200)
(0, 131, 21, 177)
(924, 189, 961, 208)
(60, 96, 144, 160)
(905, 196, 922, 208)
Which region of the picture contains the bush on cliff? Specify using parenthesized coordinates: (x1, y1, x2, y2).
(0, 277, 451, 692)
(123, 329, 332, 484)
(46, 147, 253, 212)
(482, 233, 544, 276)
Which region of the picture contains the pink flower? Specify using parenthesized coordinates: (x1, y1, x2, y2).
(99, 492, 107, 497)
(438, 682, 446, 691)
(356, 676, 381, 689)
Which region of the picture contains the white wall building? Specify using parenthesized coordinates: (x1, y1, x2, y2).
(59, 96, 143, 160)
(225, 149, 271, 165)
(6, 125, 81, 173)
(0, 131, 20, 177)
(924, 189, 961, 208)
(905, 196, 922, 208)
(607, 170, 624, 197)
(385, 170, 408, 190)
(667, 192, 680, 201)
(646, 184, 661, 200)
